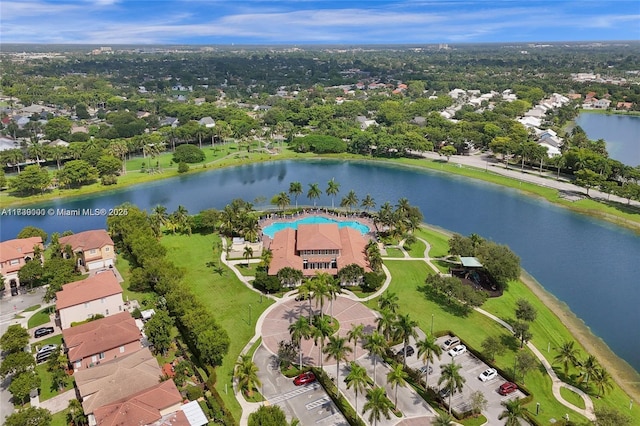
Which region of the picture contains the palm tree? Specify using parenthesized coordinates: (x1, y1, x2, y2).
(340, 190, 359, 212)
(306, 183, 322, 207)
(150, 205, 169, 238)
(345, 362, 368, 415)
(394, 313, 418, 367)
(387, 363, 408, 408)
(289, 181, 303, 208)
(498, 398, 528, 426)
(363, 331, 387, 384)
(592, 367, 614, 397)
(375, 308, 396, 342)
(326, 178, 340, 208)
(109, 139, 129, 174)
(311, 315, 333, 369)
(289, 316, 311, 369)
(363, 387, 394, 426)
(311, 272, 331, 318)
(297, 280, 314, 319)
(243, 245, 254, 266)
(324, 335, 352, 393)
(235, 354, 262, 398)
(346, 324, 365, 362)
(416, 334, 442, 389)
(579, 355, 599, 387)
(433, 412, 454, 426)
(171, 205, 191, 235)
(271, 191, 290, 212)
(554, 341, 580, 378)
(438, 362, 466, 413)
(67, 399, 88, 426)
(327, 279, 341, 318)
(378, 291, 399, 313)
(361, 194, 376, 212)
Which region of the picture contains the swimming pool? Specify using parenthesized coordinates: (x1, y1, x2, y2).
(262, 216, 370, 238)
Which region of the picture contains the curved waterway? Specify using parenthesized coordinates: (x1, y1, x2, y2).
(3, 160, 639, 371)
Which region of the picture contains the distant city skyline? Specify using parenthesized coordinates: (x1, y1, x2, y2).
(1, 0, 639, 45)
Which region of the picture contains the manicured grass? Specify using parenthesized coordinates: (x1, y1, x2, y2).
(560, 386, 586, 410)
(24, 304, 41, 312)
(415, 227, 451, 258)
(160, 233, 274, 423)
(405, 238, 427, 258)
(235, 262, 259, 277)
(50, 410, 69, 426)
(27, 306, 54, 329)
(460, 415, 488, 426)
(35, 363, 74, 402)
(383, 247, 405, 258)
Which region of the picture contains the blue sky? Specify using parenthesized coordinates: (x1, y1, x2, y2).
(1, 0, 638, 45)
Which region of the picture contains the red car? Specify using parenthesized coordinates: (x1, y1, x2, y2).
(498, 382, 518, 395)
(293, 372, 316, 386)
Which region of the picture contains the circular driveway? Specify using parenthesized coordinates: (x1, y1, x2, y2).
(261, 296, 378, 367)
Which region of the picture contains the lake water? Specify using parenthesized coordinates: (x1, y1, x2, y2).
(575, 113, 640, 166)
(2, 160, 639, 371)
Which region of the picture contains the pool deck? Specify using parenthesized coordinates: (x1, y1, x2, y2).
(259, 209, 377, 249)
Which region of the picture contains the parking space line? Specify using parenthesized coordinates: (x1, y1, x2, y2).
(306, 396, 331, 410)
(267, 383, 320, 405)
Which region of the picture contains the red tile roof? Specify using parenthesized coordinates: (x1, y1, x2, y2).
(63, 312, 140, 363)
(59, 229, 114, 252)
(0, 237, 43, 264)
(56, 272, 122, 310)
(296, 224, 341, 251)
(93, 380, 184, 426)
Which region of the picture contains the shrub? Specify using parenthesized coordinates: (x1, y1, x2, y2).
(291, 134, 347, 154)
(131, 307, 142, 319)
(173, 144, 205, 163)
(186, 385, 203, 401)
(361, 272, 384, 292)
(101, 174, 118, 185)
(252, 271, 282, 293)
(177, 162, 190, 173)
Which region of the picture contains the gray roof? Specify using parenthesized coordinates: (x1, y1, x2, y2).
(0, 136, 18, 151)
(460, 257, 483, 268)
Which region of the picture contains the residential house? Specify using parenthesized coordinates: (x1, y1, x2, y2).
(0, 237, 44, 296)
(617, 102, 633, 110)
(355, 116, 377, 130)
(56, 272, 124, 329)
(74, 348, 162, 422)
(0, 135, 18, 151)
(198, 116, 216, 128)
(593, 99, 612, 109)
(62, 311, 141, 371)
(59, 229, 115, 271)
(268, 223, 370, 280)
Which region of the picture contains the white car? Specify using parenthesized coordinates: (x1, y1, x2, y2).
(478, 368, 497, 382)
(448, 344, 467, 357)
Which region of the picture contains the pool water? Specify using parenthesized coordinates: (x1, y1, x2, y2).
(262, 216, 370, 238)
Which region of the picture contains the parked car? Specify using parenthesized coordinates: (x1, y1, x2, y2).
(37, 344, 58, 354)
(34, 327, 55, 338)
(478, 368, 497, 382)
(293, 372, 316, 386)
(396, 345, 415, 358)
(419, 365, 433, 375)
(448, 344, 467, 357)
(439, 387, 451, 399)
(498, 382, 518, 395)
(441, 336, 460, 350)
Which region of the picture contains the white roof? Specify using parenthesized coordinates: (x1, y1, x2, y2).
(181, 401, 208, 426)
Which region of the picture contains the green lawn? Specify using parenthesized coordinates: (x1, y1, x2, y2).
(383, 247, 405, 258)
(405, 238, 427, 258)
(415, 227, 451, 258)
(235, 262, 259, 277)
(24, 304, 41, 312)
(35, 363, 74, 402)
(160, 233, 274, 423)
(31, 334, 63, 353)
(27, 306, 55, 329)
(560, 386, 586, 410)
(50, 410, 69, 426)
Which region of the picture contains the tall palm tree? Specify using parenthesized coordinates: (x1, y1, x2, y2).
(297, 280, 315, 319)
(311, 272, 331, 318)
(289, 316, 312, 369)
(579, 355, 599, 387)
(345, 362, 368, 415)
(271, 191, 290, 212)
(438, 362, 466, 413)
(172, 205, 190, 235)
(243, 245, 254, 266)
(433, 412, 454, 426)
(324, 335, 352, 393)
(378, 291, 399, 313)
(363, 331, 387, 384)
(498, 398, 528, 426)
(346, 324, 365, 362)
(387, 363, 408, 408)
(311, 315, 333, 369)
(416, 334, 442, 389)
(326, 178, 340, 208)
(307, 183, 322, 207)
(327, 279, 342, 318)
(150, 205, 169, 238)
(592, 367, 614, 397)
(289, 181, 303, 208)
(394, 313, 418, 367)
(361, 194, 376, 212)
(109, 139, 129, 174)
(553, 341, 580, 378)
(235, 354, 262, 398)
(340, 190, 359, 212)
(375, 308, 396, 342)
(363, 387, 394, 426)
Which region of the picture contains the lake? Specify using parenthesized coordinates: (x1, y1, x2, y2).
(2, 160, 639, 371)
(575, 113, 640, 166)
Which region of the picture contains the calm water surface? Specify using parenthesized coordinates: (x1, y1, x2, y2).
(3, 160, 639, 370)
(575, 113, 640, 166)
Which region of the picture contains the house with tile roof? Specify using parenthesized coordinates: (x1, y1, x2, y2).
(59, 229, 115, 271)
(56, 272, 124, 329)
(268, 223, 370, 280)
(0, 237, 44, 297)
(62, 311, 141, 371)
(74, 347, 162, 420)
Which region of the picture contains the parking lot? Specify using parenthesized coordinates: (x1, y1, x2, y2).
(254, 345, 348, 426)
(398, 334, 526, 424)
